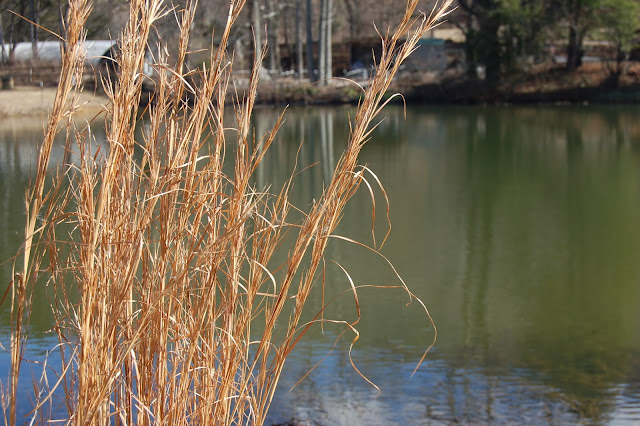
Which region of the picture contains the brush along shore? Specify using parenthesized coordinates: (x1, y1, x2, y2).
(3, 60, 639, 121)
(257, 63, 640, 105)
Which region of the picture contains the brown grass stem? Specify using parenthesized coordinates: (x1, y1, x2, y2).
(3, 0, 452, 424)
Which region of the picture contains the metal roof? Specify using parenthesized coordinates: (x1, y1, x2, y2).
(1, 40, 117, 67)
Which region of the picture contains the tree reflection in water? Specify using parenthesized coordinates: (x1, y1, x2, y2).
(2, 106, 640, 423)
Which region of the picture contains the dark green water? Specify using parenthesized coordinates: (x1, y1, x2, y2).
(2, 106, 640, 424)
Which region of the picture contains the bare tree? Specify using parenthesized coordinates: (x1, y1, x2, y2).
(325, 0, 331, 81)
(264, 0, 282, 71)
(30, 0, 39, 59)
(0, 12, 6, 63)
(318, 0, 326, 82)
(296, 0, 303, 79)
(318, 0, 331, 84)
(305, 0, 315, 81)
(252, 0, 262, 61)
(343, 0, 361, 66)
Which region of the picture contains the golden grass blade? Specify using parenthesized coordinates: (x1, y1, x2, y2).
(4, 0, 453, 423)
(358, 165, 392, 248)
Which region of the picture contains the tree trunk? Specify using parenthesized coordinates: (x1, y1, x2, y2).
(252, 0, 262, 62)
(566, 25, 583, 71)
(460, 0, 501, 82)
(616, 45, 628, 77)
(318, 0, 332, 85)
(325, 0, 332, 82)
(565, 0, 584, 72)
(0, 13, 6, 64)
(296, 1, 304, 80)
(8, 9, 17, 63)
(30, 0, 39, 60)
(477, 15, 501, 82)
(266, 0, 280, 72)
(343, 0, 357, 67)
(483, 29, 501, 81)
(234, 38, 245, 69)
(318, 0, 327, 83)
(608, 43, 628, 87)
(282, 3, 291, 70)
(305, 0, 315, 81)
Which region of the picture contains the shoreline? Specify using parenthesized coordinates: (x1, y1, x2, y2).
(402, 80, 640, 106)
(253, 80, 640, 107)
(2, 67, 639, 121)
(253, 67, 640, 106)
(0, 86, 110, 120)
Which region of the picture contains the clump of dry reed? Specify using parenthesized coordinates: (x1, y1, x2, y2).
(3, 0, 452, 424)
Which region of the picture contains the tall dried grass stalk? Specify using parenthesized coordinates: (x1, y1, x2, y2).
(4, 0, 452, 423)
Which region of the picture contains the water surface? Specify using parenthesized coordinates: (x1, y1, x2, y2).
(2, 105, 640, 424)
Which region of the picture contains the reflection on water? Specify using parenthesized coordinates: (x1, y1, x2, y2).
(0, 119, 109, 335)
(2, 106, 640, 423)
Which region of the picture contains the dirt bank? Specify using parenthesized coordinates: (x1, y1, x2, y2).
(254, 63, 640, 106)
(398, 63, 640, 105)
(0, 86, 110, 120)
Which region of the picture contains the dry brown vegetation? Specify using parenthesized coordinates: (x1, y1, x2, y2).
(2, 0, 452, 424)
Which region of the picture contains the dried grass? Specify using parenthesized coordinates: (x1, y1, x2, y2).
(3, 0, 452, 424)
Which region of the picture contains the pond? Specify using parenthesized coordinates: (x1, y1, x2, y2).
(2, 105, 640, 424)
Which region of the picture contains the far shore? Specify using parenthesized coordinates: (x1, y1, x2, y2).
(253, 63, 640, 106)
(2, 62, 640, 121)
(0, 86, 110, 120)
